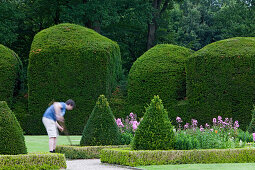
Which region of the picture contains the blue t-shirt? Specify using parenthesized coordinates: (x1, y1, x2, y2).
(43, 102, 66, 121)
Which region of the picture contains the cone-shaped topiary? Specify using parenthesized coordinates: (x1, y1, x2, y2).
(132, 95, 175, 150)
(80, 95, 121, 146)
(0, 101, 27, 155)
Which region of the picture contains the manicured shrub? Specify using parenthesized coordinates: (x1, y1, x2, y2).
(56, 145, 128, 159)
(0, 101, 27, 155)
(80, 95, 121, 146)
(0, 153, 66, 169)
(128, 44, 193, 119)
(100, 148, 255, 166)
(132, 95, 175, 150)
(186, 37, 255, 129)
(27, 23, 122, 135)
(0, 44, 23, 105)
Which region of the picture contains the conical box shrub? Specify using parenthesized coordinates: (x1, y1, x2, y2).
(0, 101, 27, 154)
(132, 95, 175, 150)
(80, 95, 121, 146)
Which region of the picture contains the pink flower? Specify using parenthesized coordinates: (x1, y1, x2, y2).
(253, 133, 255, 142)
(115, 118, 124, 127)
(176, 116, 182, 123)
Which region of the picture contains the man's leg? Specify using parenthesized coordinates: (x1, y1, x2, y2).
(49, 137, 56, 152)
(53, 137, 57, 152)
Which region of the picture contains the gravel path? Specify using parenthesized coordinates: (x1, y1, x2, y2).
(66, 159, 143, 170)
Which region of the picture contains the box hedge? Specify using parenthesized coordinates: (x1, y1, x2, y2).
(0, 153, 66, 169)
(0, 101, 27, 155)
(132, 96, 175, 150)
(128, 44, 193, 119)
(80, 95, 121, 146)
(56, 145, 128, 159)
(27, 23, 122, 134)
(0, 44, 23, 105)
(186, 37, 255, 129)
(100, 148, 255, 166)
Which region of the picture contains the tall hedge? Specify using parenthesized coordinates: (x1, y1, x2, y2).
(128, 44, 193, 119)
(0, 44, 23, 105)
(80, 95, 121, 146)
(132, 96, 175, 150)
(186, 37, 255, 129)
(0, 101, 27, 155)
(28, 23, 122, 134)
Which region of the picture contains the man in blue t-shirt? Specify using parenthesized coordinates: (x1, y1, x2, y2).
(42, 99, 75, 153)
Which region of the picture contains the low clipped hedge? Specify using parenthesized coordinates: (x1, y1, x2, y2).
(28, 23, 122, 135)
(186, 37, 255, 129)
(0, 153, 66, 169)
(56, 145, 128, 159)
(128, 44, 193, 118)
(100, 148, 255, 166)
(0, 44, 23, 105)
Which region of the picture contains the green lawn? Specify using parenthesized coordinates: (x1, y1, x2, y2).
(24, 135, 81, 153)
(138, 163, 255, 170)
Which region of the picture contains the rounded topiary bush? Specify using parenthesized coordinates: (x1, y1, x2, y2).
(128, 44, 193, 119)
(0, 44, 23, 105)
(0, 101, 27, 155)
(186, 37, 255, 129)
(80, 95, 121, 146)
(132, 95, 175, 150)
(28, 23, 122, 134)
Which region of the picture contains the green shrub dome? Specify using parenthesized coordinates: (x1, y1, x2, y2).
(186, 37, 255, 129)
(80, 95, 121, 146)
(132, 95, 175, 150)
(0, 101, 27, 155)
(28, 23, 122, 134)
(128, 44, 193, 119)
(0, 44, 22, 104)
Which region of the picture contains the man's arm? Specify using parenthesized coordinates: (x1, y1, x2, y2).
(53, 102, 64, 122)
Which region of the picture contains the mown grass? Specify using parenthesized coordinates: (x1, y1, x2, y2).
(25, 135, 81, 153)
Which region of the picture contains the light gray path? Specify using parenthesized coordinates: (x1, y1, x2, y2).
(66, 159, 143, 170)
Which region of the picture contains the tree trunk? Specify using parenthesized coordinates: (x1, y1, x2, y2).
(146, 18, 157, 50)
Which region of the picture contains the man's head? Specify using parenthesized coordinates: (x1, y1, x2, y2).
(65, 99, 75, 110)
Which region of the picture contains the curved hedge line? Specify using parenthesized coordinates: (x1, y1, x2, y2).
(0, 101, 27, 155)
(56, 145, 128, 159)
(100, 148, 255, 166)
(128, 44, 193, 119)
(0, 44, 22, 105)
(0, 153, 66, 169)
(186, 37, 255, 129)
(28, 23, 122, 134)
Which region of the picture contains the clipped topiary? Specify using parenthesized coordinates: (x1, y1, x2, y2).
(28, 23, 122, 134)
(128, 44, 193, 119)
(186, 37, 255, 129)
(0, 44, 23, 105)
(80, 95, 121, 146)
(132, 95, 175, 150)
(0, 101, 27, 155)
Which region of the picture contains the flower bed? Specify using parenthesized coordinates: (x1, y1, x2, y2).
(100, 148, 255, 167)
(0, 153, 66, 169)
(55, 145, 129, 159)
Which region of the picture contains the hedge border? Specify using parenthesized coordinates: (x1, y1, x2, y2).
(100, 148, 255, 167)
(56, 145, 128, 159)
(0, 153, 66, 169)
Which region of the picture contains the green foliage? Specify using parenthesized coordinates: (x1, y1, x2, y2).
(27, 23, 122, 134)
(237, 129, 253, 143)
(80, 95, 121, 146)
(0, 153, 66, 169)
(247, 106, 255, 133)
(132, 96, 175, 150)
(0, 101, 27, 155)
(56, 145, 128, 159)
(128, 44, 193, 118)
(0, 44, 23, 105)
(120, 132, 134, 145)
(100, 148, 255, 166)
(186, 37, 255, 130)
